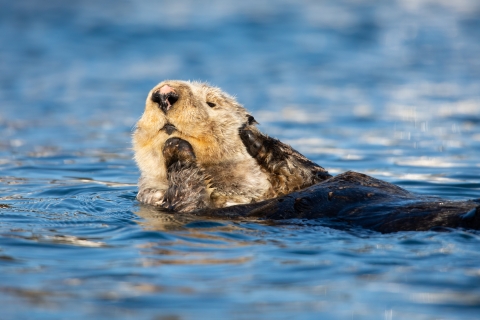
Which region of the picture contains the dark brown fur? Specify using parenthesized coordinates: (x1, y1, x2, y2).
(239, 126, 331, 196)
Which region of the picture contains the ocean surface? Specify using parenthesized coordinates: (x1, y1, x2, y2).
(1, 0, 480, 319)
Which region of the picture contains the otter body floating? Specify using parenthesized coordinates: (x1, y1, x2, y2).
(204, 171, 480, 233)
(133, 80, 480, 233)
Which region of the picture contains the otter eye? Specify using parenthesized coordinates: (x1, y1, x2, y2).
(207, 102, 216, 108)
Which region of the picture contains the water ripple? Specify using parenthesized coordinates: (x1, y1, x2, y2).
(1, 0, 480, 319)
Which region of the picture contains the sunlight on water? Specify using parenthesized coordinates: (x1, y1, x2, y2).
(0, 0, 480, 319)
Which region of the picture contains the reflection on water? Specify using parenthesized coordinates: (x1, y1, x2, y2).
(1, 0, 480, 319)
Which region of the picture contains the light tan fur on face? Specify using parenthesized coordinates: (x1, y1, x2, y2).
(133, 80, 272, 207)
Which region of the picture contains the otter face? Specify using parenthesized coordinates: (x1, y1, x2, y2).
(133, 80, 266, 196)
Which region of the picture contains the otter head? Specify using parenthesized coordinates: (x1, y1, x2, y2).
(133, 80, 258, 188)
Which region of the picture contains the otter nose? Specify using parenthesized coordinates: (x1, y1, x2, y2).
(159, 85, 174, 95)
(151, 85, 179, 114)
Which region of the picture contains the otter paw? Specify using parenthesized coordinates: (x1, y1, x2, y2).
(239, 129, 263, 158)
(163, 137, 196, 168)
(136, 188, 165, 205)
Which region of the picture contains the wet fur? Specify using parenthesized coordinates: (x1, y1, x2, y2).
(239, 127, 331, 195)
(133, 81, 480, 232)
(134, 80, 325, 211)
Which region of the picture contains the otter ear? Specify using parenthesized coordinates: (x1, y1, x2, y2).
(247, 114, 258, 125)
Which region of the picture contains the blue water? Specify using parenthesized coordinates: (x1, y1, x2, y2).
(1, 0, 480, 319)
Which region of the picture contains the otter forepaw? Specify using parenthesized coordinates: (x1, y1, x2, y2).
(136, 188, 165, 206)
(158, 137, 211, 212)
(163, 137, 196, 168)
(239, 129, 264, 158)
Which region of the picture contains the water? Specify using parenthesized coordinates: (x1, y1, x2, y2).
(1, 0, 480, 318)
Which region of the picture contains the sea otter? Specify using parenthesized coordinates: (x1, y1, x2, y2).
(133, 80, 330, 211)
(133, 80, 480, 232)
